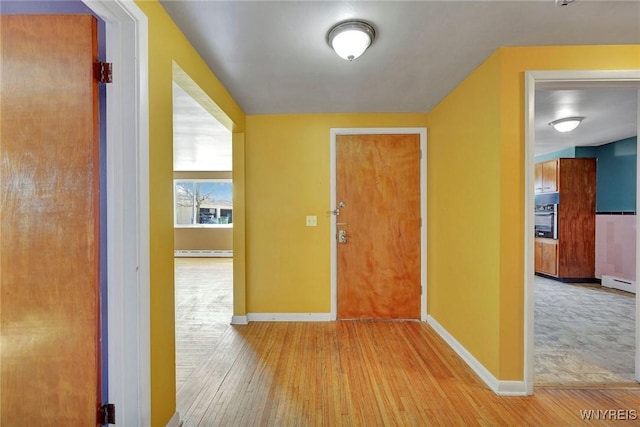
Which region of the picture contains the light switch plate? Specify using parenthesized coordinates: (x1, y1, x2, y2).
(306, 215, 317, 227)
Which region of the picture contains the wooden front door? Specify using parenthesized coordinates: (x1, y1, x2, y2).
(336, 134, 421, 319)
(1, 15, 101, 425)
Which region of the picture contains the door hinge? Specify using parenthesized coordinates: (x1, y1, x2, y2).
(94, 61, 113, 84)
(97, 403, 115, 425)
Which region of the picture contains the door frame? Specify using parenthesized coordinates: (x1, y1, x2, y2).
(330, 128, 427, 321)
(523, 70, 640, 395)
(81, 0, 150, 424)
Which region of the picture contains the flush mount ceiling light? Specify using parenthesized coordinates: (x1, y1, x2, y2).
(549, 116, 584, 133)
(555, 0, 577, 6)
(326, 20, 376, 61)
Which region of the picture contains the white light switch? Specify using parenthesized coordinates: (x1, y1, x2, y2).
(306, 215, 317, 227)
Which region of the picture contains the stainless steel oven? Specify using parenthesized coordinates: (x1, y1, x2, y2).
(534, 192, 559, 239)
(534, 204, 557, 239)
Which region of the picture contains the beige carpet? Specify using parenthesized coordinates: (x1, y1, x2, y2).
(534, 275, 636, 384)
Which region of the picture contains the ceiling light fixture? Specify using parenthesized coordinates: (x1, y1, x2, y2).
(549, 116, 584, 133)
(555, 0, 577, 6)
(327, 20, 376, 61)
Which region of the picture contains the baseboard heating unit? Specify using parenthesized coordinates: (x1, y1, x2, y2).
(601, 275, 636, 294)
(174, 250, 233, 258)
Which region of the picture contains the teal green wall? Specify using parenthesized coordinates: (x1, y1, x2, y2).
(593, 137, 637, 212)
(535, 137, 637, 212)
(535, 147, 575, 163)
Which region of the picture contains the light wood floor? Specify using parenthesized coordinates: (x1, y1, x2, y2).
(176, 259, 640, 426)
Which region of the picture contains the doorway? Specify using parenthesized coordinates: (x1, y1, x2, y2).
(524, 71, 640, 394)
(330, 128, 427, 321)
(171, 68, 234, 412)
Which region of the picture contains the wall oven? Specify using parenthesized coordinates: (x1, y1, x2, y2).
(534, 193, 559, 239)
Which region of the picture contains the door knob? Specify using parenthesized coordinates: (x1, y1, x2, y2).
(338, 229, 347, 244)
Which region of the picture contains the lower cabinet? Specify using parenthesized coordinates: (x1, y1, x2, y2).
(535, 238, 557, 276)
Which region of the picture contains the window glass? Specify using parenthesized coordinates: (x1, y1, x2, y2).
(174, 179, 232, 227)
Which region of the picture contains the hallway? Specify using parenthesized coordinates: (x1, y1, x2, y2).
(174, 259, 640, 426)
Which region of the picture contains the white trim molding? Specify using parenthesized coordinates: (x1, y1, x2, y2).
(174, 249, 233, 258)
(246, 313, 332, 322)
(524, 69, 640, 393)
(427, 315, 527, 396)
(83, 0, 151, 425)
(329, 128, 428, 321)
(166, 411, 182, 427)
(231, 315, 248, 325)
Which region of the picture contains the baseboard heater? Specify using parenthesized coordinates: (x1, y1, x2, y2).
(174, 250, 233, 258)
(601, 275, 636, 294)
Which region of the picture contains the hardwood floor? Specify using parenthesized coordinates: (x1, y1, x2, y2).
(175, 257, 233, 389)
(176, 259, 640, 426)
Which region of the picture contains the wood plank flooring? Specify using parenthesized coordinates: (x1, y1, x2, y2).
(175, 259, 640, 426)
(175, 258, 233, 389)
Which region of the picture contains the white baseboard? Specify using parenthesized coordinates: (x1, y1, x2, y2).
(247, 313, 332, 322)
(166, 411, 181, 427)
(231, 315, 248, 325)
(174, 249, 233, 258)
(602, 275, 636, 294)
(427, 315, 527, 396)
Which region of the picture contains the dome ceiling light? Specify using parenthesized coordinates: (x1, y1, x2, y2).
(549, 116, 584, 133)
(326, 20, 376, 61)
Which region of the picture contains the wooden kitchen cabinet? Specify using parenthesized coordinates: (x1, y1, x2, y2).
(535, 238, 557, 276)
(534, 158, 596, 281)
(534, 159, 558, 193)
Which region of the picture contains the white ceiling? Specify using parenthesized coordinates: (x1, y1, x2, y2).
(535, 88, 637, 155)
(164, 0, 639, 160)
(173, 82, 232, 171)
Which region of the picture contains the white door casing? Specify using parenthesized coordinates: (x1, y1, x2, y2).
(329, 128, 427, 322)
(81, 0, 150, 424)
(524, 70, 640, 395)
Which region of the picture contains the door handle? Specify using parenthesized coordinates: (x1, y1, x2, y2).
(338, 229, 347, 244)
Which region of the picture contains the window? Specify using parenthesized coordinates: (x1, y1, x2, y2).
(174, 179, 232, 227)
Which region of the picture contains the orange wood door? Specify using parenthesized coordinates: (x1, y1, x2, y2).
(336, 134, 421, 319)
(1, 15, 101, 425)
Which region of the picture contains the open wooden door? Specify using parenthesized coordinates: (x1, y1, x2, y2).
(336, 134, 421, 319)
(1, 15, 102, 425)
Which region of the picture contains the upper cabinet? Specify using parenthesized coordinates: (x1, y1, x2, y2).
(534, 159, 558, 193)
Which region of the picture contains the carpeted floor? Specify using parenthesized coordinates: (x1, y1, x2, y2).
(534, 275, 636, 384)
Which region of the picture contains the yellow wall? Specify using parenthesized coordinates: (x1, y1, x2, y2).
(130, 1, 640, 420)
(426, 44, 640, 381)
(426, 51, 503, 375)
(245, 114, 427, 313)
(134, 1, 245, 425)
